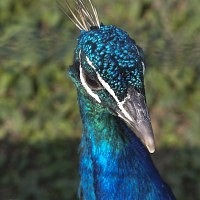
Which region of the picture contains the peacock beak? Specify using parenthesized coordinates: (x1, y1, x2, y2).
(117, 87, 155, 153)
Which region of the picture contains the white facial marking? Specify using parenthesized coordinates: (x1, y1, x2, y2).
(79, 57, 101, 103)
(141, 61, 145, 75)
(135, 45, 140, 56)
(135, 45, 145, 75)
(86, 56, 133, 121)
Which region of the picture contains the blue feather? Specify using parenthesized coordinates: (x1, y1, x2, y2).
(77, 93, 175, 199)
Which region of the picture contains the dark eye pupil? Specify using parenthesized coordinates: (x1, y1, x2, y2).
(85, 74, 101, 89)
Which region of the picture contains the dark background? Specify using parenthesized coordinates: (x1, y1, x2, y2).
(0, 0, 200, 199)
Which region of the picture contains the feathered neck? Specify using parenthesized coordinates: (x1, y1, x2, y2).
(77, 93, 175, 200)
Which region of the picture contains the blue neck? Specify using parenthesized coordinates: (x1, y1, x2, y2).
(78, 94, 175, 200)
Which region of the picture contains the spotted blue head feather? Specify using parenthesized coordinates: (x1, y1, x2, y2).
(75, 25, 146, 101)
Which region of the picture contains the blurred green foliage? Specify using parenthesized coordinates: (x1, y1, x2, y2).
(0, 0, 200, 199)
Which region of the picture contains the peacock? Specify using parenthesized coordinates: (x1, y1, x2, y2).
(65, 0, 176, 199)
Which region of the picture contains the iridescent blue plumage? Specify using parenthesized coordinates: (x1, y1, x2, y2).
(75, 25, 145, 100)
(66, 0, 176, 199)
(77, 93, 175, 199)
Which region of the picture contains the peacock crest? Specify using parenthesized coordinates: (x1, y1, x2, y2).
(60, 0, 100, 31)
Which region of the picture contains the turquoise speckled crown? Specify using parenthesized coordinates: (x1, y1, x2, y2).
(75, 25, 145, 101)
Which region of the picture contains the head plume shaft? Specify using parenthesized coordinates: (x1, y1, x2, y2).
(59, 0, 100, 31)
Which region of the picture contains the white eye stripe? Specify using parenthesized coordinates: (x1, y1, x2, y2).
(135, 45, 145, 75)
(135, 45, 140, 56)
(79, 51, 101, 103)
(141, 61, 145, 75)
(79, 64, 101, 103)
(85, 56, 133, 121)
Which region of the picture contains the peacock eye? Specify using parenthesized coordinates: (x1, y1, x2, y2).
(84, 73, 102, 90)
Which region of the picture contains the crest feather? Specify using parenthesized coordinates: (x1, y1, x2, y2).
(59, 0, 100, 31)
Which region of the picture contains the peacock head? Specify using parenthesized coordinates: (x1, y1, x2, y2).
(67, 0, 155, 153)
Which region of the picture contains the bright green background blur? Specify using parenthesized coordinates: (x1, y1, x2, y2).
(0, 0, 200, 199)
